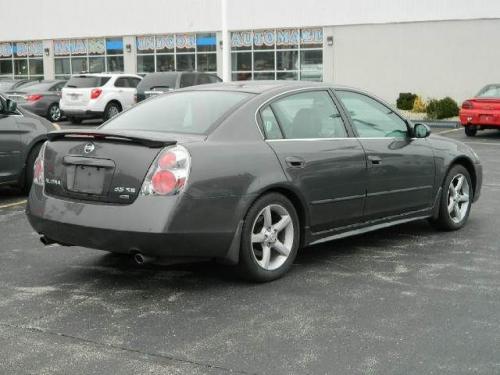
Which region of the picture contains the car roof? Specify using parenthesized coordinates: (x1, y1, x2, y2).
(71, 73, 141, 78)
(186, 80, 355, 94)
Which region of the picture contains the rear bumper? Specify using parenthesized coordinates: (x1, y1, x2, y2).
(459, 110, 500, 127)
(60, 109, 104, 119)
(26, 186, 251, 260)
(19, 101, 49, 117)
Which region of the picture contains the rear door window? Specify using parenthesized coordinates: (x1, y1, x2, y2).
(260, 106, 283, 139)
(270, 91, 347, 139)
(114, 77, 128, 87)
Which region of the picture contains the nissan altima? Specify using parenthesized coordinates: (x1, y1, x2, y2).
(27, 82, 482, 282)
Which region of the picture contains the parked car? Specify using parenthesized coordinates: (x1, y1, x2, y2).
(60, 73, 142, 124)
(5, 80, 67, 122)
(27, 82, 482, 282)
(136, 72, 222, 102)
(0, 94, 59, 192)
(460, 83, 500, 136)
(0, 79, 34, 94)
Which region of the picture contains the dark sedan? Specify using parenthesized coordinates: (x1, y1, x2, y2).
(0, 95, 60, 192)
(6, 80, 66, 122)
(0, 79, 33, 94)
(27, 82, 482, 282)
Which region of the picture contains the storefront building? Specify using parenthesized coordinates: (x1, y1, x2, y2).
(1, 0, 500, 103)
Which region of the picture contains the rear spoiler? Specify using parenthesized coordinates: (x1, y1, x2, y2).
(47, 130, 176, 148)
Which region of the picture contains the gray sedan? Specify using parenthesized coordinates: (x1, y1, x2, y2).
(27, 82, 482, 282)
(6, 80, 66, 122)
(0, 95, 59, 192)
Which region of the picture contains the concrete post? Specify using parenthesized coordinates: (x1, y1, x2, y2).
(123, 36, 137, 74)
(221, 0, 231, 81)
(42, 40, 54, 80)
(322, 26, 335, 83)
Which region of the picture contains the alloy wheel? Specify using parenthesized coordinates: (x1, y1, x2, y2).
(250, 204, 294, 271)
(50, 105, 61, 121)
(447, 173, 470, 224)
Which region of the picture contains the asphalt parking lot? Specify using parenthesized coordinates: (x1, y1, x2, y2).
(1, 127, 499, 374)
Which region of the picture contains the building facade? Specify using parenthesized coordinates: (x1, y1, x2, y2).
(1, 0, 500, 103)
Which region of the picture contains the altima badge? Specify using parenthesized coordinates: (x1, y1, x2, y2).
(84, 143, 95, 153)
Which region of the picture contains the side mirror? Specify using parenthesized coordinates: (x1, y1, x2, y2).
(5, 99, 17, 114)
(413, 123, 431, 138)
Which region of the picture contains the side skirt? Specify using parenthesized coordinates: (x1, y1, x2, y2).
(308, 210, 432, 246)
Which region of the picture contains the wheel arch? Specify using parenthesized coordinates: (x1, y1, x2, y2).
(448, 156, 477, 198)
(19, 136, 46, 187)
(247, 184, 310, 248)
(106, 99, 123, 111)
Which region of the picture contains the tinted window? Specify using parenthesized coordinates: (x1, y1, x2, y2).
(128, 77, 141, 88)
(196, 74, 212, 85)
(66, 76, 111, 88)
(114, 77, 128, 88)
(270, 90, 347, 139)
(103, 91, 252, 134)
(260, 106, 283, 139)
(137, 73, 177, 91)
(337, 91, 408, 138)
(180, 73, 196, 88)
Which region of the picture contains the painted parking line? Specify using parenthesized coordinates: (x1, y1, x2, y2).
(0, 200, 27, 209)
(464, 141, 500, 146)
(436, 128, 461, 135)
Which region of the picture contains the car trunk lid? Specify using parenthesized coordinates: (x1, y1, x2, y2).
(471, 98, 500, 111)
(43, 129, 201, 204)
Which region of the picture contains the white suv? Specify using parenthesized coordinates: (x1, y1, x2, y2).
(60, 73, 142, 124)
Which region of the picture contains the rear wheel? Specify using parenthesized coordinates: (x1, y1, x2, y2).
(465, 125, 477, 137)
(237, 193, 300, 282)
(104, 102, 121, 121)
(47, 103, 61, 122)
(430, 165, 472, 231)
(22, 143, 42, 194)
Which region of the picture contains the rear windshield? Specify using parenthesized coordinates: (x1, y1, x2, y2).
(477, 85, 500, 98)
(137, 74, 178, 91)
(102, 91, 253, 134)
(66, 76, 111, 88)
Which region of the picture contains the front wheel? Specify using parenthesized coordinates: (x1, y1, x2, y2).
(237, 193, 300, 282)
(465, 125, 477, 137)
(430, 165, 472, 231)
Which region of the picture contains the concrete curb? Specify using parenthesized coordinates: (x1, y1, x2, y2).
(417, 120, 460, 129)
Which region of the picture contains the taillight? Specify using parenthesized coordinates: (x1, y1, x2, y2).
(141, 145, 191, 196)
(26, 94, 43, 102)
(462, 100, 473, 109)
(90, 88, 102, 99)
(33, 142, 47, 186)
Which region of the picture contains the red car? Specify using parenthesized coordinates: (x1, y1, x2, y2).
(460, 84, 500, 136)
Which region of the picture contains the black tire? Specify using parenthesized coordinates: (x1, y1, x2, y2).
(237, 193, 300, 282)
(465, 125, 477, 137)
(104, 102, 121, 121)
(47, 103, 61, 122)
(68, 117, 82, 124)
(22, 143, 42, 194)
(429, 164, 472, 231)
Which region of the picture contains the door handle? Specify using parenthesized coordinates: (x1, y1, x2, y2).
(368, 155, 382, 165)
(285, 156, 306, 168)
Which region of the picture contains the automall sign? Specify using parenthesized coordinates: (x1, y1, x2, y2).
(231, 28, 323, 48)
(0, 43, 12, 57)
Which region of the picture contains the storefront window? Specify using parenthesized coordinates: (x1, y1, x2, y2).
(231, 28, 323, 81)
(54, 38, 124, 79)
(0, 41, 44, 80)
(136, 33, 217, 74)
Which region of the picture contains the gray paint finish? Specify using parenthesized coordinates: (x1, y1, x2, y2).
(26, 82, 482, 263)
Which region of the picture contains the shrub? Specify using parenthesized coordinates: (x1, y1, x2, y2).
(426, 97, 459, 120)
(412, 96, 427, 113)
(396, 93, 417, 110)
